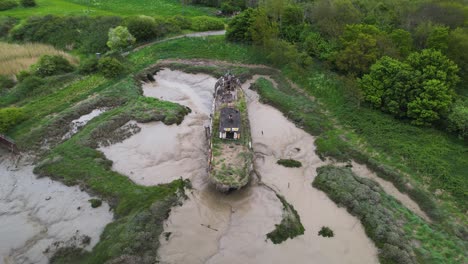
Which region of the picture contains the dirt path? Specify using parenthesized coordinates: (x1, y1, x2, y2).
(131, 30, 226, 52)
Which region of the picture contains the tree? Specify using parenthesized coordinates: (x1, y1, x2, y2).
(226, 8, 258, 43)
(389, 29, 413, 58)
(446, 28, 468, 93)
(126, 16, 157, 42)
(359, 56, 414, 117)
(98, 57, 125, 78)
(333, 24, 385, 76)
(407, 79, 453, 125)
(447, 99, 468, 139)
(106, 26, 136, 52)
(426, 25, 449, 52)
(407, 49, 460, 90)
(250, 9, 278, 47)
(359, 49, 459, 125)
(305, 0, 362, 38)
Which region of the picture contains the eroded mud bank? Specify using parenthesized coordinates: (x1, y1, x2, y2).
(0, 151, 113, 264)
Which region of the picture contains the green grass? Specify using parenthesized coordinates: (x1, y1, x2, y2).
(0, 0, 214, 18)
(277, 159, 302, 168)
(267, 195, 305, 244)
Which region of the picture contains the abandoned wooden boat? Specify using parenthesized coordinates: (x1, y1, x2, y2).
(207, 72, 253, 192)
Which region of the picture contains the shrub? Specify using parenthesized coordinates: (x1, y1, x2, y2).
(88, 198, 102, 208)
(153, 16, 180, 38)
(226, 8, 258, 43)
(190, 16, 224, 32)
(107, 26, 135, 52)
(126, 16, 157, 42)
(0, 16, 17, 38)
(33, 55, 75, 77)
(78, 57, 99, 74)
(0, 0, 18, 11)
(0, 75, 15, 91)
(169, 15, 191, 30)
(14, 75, 44, 98)
(16, 70, 30, 82)
(318, 226, 334, 237)
(447, 99, 468, 139)
(98, 57, 125, 78)
(0, 107, 25, 133)
(20, 0, 35, 7)
(277, 159, 302, 168)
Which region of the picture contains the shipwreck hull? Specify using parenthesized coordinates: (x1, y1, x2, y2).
(207, 73, 253, 192)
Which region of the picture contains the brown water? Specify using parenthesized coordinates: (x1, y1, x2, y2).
(0, 152, 113, 264)
(101, 70, 380, 263)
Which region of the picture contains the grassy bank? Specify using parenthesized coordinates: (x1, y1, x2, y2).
(314, 166, 466, 264)
(267, 194, 305, 244)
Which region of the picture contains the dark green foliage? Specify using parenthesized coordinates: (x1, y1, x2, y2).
(20, 0, 35, 7)
(314, 166, 415, 264)
(267, 195, 304, 244)
(301, 30, 337, 61)
(1, 75, 44, 105)
(0, 16, 17, 38)
(226, 8, 257, 43)
(98, 57, 125, 78)
(78, 57, 99, 74)
(126, 16, 157, 42)
(33, 55, 75, 77)
(168, 15, 191, 30)
(277, 159, 302, 168)
(190, 16, 224, 31)
(88, 199, 102, 208)
(0, 0, 18, 11)
(447, 99, 468, 139)
(0, 75, 15, 91)
(318, 226, 334, 237)
(0, 107, 25, 133)
(153, 16, 181, 37)
(360, 50, 459, 125)
(16, 70, 30, 82)
(9, 15, 122, 53)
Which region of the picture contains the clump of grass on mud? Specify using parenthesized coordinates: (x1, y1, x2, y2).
(313, 165, 467, 264)
(267, 195, 304, 244)
(277, 159, 302, 168)
(0, 42, 79, 76)
(318, 226, 334, 238)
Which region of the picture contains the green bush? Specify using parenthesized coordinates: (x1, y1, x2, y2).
(88, 198, 102, 208)
(190, 16, 224, 32)
(0, 75, 15, 91)
(277, 159, 302, 168)
(20, 0, 35, 7)
(126, 16, 157, 42)
(318, 226, 334, 237)
(0, 107, 25, 133)
(33, 55, 75, 77)
(169, 15, 191, 30)
(16, 70, 30, 82)
(447, 99, 468, 139)
(0, 0, 18, 11)
(15, 75, 44, 95)
(107, 26, 135, 52)
(0, 16, 17, 38)
(78, 57, 99, 74)
(226, 8, 257, 43)
(153, 16, 180, 38)
(98, 57, 125, 78)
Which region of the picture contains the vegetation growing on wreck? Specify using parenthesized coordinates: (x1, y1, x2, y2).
(277, 159, 302, 168)
(313, 166, 466, 264)
(267, 195, 304, 244)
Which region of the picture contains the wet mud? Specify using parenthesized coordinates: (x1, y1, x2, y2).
(101, 70, 381, 263)
(0, 151, 113, 264)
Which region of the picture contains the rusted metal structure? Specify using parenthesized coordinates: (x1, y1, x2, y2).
(0, 134, 19, 154)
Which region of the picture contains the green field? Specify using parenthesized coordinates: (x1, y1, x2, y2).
(0, 0, 215, 18)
